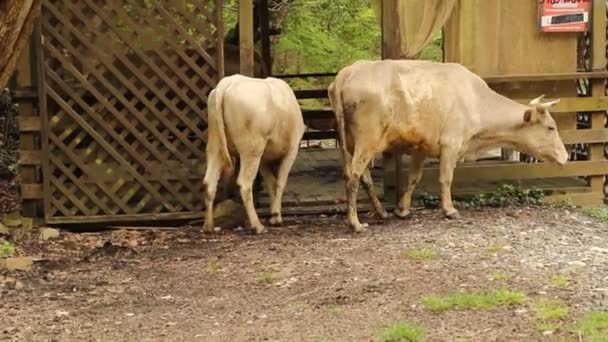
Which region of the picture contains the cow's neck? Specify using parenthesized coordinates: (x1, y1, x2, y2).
(468, 91, 529, 153)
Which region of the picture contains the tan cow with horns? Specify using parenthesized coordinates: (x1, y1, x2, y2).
(203, 74, 306, 234)
(328, 59, 569, 233)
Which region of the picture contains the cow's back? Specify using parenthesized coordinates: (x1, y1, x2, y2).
(220, 75, 305, 159)
(334, 60, 487, 156)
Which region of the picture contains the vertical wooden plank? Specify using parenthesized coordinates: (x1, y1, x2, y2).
(215, 0, 225, 79)
(239, 0, 254, 76)
(35, 18, 51, 223)
(16, 22, 41, 219)
(590, 0, 607, 202)
(257, 0, 271, 76)
(381, 0, 403, 205)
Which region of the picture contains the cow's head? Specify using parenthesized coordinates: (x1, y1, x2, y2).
(516, 95, 569, 165)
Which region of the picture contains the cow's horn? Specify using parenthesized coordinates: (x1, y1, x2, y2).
(540, 99, 560, 108)
(529, 94, 546, 106)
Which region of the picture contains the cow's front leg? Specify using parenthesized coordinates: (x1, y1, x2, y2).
(439, 147, 460, 219)
(395, 152, 425, 219)
(237, 154, 266, 234)
(269, 147, 299, 226)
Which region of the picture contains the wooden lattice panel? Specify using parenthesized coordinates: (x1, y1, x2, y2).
(39, 0, 223, 223)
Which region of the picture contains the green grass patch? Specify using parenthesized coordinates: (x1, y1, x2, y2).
(532, 298, 569, 332)
(421, 288, 527, 312)
(489, 271, 509, 282)
(404, 248, 439, 261)
(548, 274, 572, 289)
(377, 322, 426, 342)
(209, 261, 222, 274)
(486, 244, 506, 255)
(576, 311, 608, 342)
(0, 240, 15, 258)
(256, 270, 278, 285)
(585, 206, 608, 223)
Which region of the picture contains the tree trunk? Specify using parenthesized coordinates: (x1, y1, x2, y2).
(0, 0, 41, 89)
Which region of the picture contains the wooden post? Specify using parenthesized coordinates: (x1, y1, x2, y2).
(257, 0, 271, 76)
(239, 0, 254, 76)
(590, 0, 607, 205)
(381, 0, 403, 206)
(16, 21, 43, 220)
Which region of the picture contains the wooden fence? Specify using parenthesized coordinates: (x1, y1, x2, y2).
(12, 0, 608, 226)
(15, 0, 224, 224)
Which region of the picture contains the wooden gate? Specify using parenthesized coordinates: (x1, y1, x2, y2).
(38, 0, 223, 224)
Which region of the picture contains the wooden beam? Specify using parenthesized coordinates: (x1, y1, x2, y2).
(257, 0, 271, 76)
(381, 0, 403, 205)
(19, 150, 42, 165)
(294, 89, 328, 99)
(559, 129, 608, 145)
(239, 0, 254, 76)
(399, 160, 608, 183)
(18, 116, 41, 132)
(483, 71, 608, 83)
(589, 0, 607, 199)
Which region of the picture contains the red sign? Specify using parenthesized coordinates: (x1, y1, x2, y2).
(539, 0, 592, 32)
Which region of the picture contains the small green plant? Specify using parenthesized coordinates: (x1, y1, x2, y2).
(0, 240, 15, 258)
(421, 288, 527, 312)
(585, 206, 608, 224)
(486, 243, 506, 255)
(377, 322, 426, 342)
(420, 193, 440, 209)
(489, 271, 509, 282)
(532, 298, 569, 332)
(257, 270, 278, 284)
(404, 248, 439, 261)
(549, 274, 572, 289)
(209, 261, 222, 274)
(576, 311, 608, 342)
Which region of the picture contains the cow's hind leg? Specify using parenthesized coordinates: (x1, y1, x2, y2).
(202, 159, 223, 233)
(269, 147, 298, 226)
(360, 166, 388, 219)
(439, 146, 460, 219)
(395, 152, 425, 219)
(259, 163, 277, 207)
(237, 153, 266, 234)
(346, 147, 375, 233)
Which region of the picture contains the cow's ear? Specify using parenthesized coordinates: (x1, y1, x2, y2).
(523, 109, 534, 123)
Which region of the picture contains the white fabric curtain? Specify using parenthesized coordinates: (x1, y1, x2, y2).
(371, 0, 457, 59)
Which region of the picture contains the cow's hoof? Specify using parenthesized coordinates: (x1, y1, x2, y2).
(394, 208, 412, 219)
(444, 210, 461, 220)
(252, 225, 267, 235)
(269, 214, 282, 226)
(350, 222, 369, 233)
(202, 225, 220, 234)
(377, 210, 390, 219)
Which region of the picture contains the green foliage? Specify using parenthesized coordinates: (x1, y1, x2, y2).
(377, 322, 427, 342)
(462, 184, 545, 208)
(532, 298, 569, 332)
(576, 311, 608, 342)
(420, 185, 544, 210)
(0, 240, 15, 259)
(422, 289, 527, 312)
(404, 248, 439, 261)
(585, 206, 608, 224)
(548, 274, 572, 289)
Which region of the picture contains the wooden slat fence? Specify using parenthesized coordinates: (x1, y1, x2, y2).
(35, 0, 223, 224)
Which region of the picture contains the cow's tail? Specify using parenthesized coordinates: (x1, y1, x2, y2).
(207, 84, 233, 179)
(328, 80, 351, 178)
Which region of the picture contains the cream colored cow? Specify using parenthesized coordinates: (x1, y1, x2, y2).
(203, 74, 306, 234)
(328, 59, 569, 233)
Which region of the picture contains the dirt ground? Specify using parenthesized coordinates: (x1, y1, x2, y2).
(1, 206, 608, 342)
